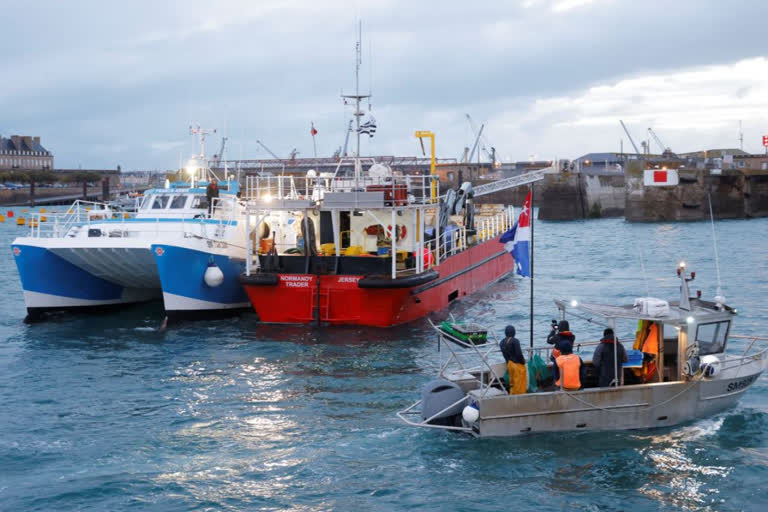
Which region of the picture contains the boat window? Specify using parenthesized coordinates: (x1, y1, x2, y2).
(152, 195, 170, 209)
(695, 321, 729, 355)
(190, 196, 209, 210)
(140, 195, 152, 210)
(169, 195, 188, 209)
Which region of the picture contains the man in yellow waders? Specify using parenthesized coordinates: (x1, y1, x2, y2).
(500, 325, 527, 394)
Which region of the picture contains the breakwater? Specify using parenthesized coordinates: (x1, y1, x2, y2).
(477, 162, 768, 222)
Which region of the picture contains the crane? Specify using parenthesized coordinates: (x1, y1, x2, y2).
(467, 123, 485, 163)
(647, 127, 676, 157)
(619, 120, 641, 155)
(465, 114, 498, 166)
(211, 136, 227, 167)
(256, 139, 281, 160)
(341, 120, 353, 157)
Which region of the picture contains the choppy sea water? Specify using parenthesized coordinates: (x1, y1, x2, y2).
(1, 208, 767, 511)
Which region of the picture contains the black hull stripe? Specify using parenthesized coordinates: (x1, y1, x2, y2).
(411, 250, 508, 295)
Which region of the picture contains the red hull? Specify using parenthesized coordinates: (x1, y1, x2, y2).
(242, 235, 513, 327)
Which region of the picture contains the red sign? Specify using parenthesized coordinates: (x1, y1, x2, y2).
(653, 170, 668, 183)
(763, 135, 768, 147)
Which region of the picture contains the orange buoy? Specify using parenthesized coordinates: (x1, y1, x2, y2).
(0, 214, 5, 222)
(17, 217, 26, 226)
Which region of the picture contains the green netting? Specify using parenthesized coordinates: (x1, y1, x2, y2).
(439, 321, 488, 345)
(527, 353, 551, 393)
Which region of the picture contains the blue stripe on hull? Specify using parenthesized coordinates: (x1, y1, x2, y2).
(11, 244, 123, 301)
(152, 244, 247, 308)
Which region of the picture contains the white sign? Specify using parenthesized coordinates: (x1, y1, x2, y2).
(643, 169, 679, 186)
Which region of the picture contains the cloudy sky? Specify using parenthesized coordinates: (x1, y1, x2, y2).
(2, 0, 767, 169)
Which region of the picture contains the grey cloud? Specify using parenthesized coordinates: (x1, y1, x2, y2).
(1, 0, 767, 168)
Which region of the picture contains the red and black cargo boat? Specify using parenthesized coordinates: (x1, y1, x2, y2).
(237, 157, 543, 327)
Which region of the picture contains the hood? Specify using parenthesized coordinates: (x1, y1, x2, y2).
(505, 325, 516, 337)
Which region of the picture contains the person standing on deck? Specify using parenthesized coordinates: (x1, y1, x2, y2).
(500, 325, 527, 395)
(592, 328, 628, 387)
(555, 340, 585, 391)
(547, 320, 575, 385)
(206, 178, 219, 216)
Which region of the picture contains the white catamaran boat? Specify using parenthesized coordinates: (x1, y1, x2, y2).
(398, 264, 767, 437)
(11, 127, 241, 321)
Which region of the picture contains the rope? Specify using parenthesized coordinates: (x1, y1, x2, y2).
(561, 372, 706, 413)
(189, 234, 248, 251)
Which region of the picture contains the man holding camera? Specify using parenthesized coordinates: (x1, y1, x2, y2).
(547, 320, 576, 385)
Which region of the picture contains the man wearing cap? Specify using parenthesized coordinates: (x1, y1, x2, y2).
(592, 328, 628, 387)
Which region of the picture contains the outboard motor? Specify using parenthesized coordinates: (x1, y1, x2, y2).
(421, 379, 466, 426)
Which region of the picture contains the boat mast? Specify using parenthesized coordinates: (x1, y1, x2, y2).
(341, 21, 371, 180)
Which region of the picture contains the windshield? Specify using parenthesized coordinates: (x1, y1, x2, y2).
(152, 195, 169, 209)
(169, 195, 188, 209)
(695, 321, 729, 355)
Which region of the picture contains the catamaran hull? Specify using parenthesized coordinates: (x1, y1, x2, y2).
(152, 243, 250, 319)
(11, 243, 159, 320)
(240, 236, 514, 327)
(468, 365, 764, 438)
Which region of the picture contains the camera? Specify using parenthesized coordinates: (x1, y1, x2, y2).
(551, 319, 558, 330)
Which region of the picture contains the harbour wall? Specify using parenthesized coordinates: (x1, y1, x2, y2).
(471, 165, 768, 222)
(476, 172, 626, 220)
(624, 164, 768, 221)
(0, 186, 104, 206)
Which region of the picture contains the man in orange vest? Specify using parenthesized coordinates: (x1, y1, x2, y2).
(555, 340, 585, 391)
(547, 320, 575, 386)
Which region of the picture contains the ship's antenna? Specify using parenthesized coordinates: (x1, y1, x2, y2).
(707, 193, 724, 301)
(340, 20, 371, 181)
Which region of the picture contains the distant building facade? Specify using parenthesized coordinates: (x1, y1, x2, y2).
(0, 135, 54, 170)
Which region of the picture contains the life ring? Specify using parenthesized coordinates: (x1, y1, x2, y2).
(387, 225, 406, 240)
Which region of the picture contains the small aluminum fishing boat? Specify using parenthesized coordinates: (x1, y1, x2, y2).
(398, 264, 767, 437)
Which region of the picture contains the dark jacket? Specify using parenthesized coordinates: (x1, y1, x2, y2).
(206, 181, 220, 203)
(547, 330, 576, 353)
(500, 335, 525, 366)
(592, 337, 628, 387)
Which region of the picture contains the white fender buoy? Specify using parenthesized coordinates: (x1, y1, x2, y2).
(462, 404, 479, 424)
(700, 355, 722, 377)
(204, 262, 224, 287)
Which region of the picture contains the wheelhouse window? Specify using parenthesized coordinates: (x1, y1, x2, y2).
(152, 195, 170, 209)
(169, 195, 188, 209)
(695, 321, 730, 355)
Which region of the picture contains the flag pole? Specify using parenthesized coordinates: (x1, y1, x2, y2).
(529, 182, 534, 349)
(311, 122, 317, 158)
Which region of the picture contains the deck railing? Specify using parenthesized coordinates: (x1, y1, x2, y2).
(244, 172, 438, 206)
(23, 197, 242, 240)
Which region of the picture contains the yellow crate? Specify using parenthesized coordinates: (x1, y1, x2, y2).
(344, 245, 363, 256)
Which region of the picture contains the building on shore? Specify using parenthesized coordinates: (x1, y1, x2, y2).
(0, 135, 54, 170)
